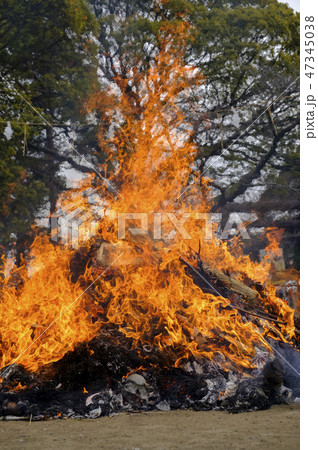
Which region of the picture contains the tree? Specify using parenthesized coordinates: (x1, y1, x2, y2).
(188, 0, 300, 264)
(0, 0, 99, 252)
(88, 0, 299, 263)
(188, 0, 299, 202)
(0, 0, 299, 265)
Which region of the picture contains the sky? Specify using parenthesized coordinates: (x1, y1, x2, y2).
(280, 0, 300, 11)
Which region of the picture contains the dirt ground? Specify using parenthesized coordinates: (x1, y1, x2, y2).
(0, 404, 299, 450)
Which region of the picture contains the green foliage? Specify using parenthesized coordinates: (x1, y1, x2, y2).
(0, 0, 99, 248)
(191, 0, 299, 97)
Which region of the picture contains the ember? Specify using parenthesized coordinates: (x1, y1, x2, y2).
(0, 21, 299, 419)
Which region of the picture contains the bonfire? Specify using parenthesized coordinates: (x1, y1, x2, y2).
(0, 22, 299, 419)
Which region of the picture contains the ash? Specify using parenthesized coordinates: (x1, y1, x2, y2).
(0, 333, 299, 420)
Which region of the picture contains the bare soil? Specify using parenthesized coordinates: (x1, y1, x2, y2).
(0, 404, 299, 450)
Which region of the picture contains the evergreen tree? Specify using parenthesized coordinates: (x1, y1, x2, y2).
(0, 0, 99, 252)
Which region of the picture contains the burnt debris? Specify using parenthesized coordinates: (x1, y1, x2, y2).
(0, 331, 299, 420)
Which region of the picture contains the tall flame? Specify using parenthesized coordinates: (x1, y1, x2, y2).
(0, 22, 295, 374)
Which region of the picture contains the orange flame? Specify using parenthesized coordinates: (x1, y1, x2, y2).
(0, 22, 295, 375)
(0, 236, 99, 371)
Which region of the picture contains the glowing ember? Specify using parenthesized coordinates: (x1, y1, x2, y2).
(0, 22, 295, 375)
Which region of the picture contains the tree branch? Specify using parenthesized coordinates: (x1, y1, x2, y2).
(213, 118, 299, 209)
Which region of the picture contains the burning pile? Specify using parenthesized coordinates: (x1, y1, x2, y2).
(0, 22, 299, 419)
